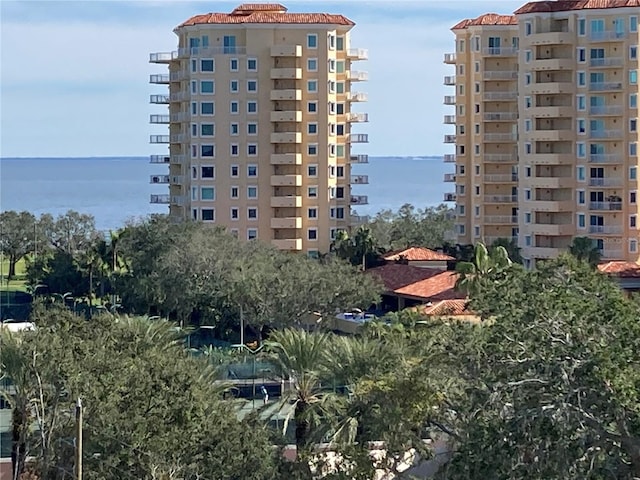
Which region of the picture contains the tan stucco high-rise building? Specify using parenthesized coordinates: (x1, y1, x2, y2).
(445, 0, 639, 267)
(149, 3, 369, 255)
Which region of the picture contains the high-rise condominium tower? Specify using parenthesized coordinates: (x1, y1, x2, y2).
(149, 3, 369, 256)
(445, 0, 639, 268)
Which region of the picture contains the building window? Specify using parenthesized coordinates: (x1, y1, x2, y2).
(201, 187, 215, 201)
(308, 187, 317, 198)
(630, 70, 638, 85)
(631, 166, 637, 180)
(525, 50, 532, 63)
(631, 94, 638, 109)
(577, 48, 586, 63)
(308, 164, 318, 177)
(308, 144, 318, 155)
(307, 34, 317, 48)
(577, 213, 586, 229)
(630, 191, 637, 204)
(230, 144, 239, 156)
(525, 96, 531, 109)
(247, 80, 257, 92)
(230, 186, 239, 199)
(577, 71, 586, 86)
(230, 123, 239, 135)
(201, 59, 214, 72)
(247, 123, 257, 135)
(307, 80, 318, 92)
(247, 165, 257, 177)
(308, 208, 317, 218)
(577, 119, 586, 134)
(201, 145, 214, 157)
(201, 124, 214, 136)
(631, 216, 638, 228)
(308, 123, 318, 135)
(201, 81, 214, 94)
(247, 144, 257, 156)
(578, 18, 586, 36)
(230, 80, 239, 93)
(230, 207, 239, 220)
(328, 59, 335, 72)
(200, 208, 215, 222)
(191, 59, 197, 73)
(525, 189, 531, 200)
(631, 143, 638, 157)
(524, 212, 531, 224)
(308, 102, 317, 113)
(525, 143, 532, 155)
(630, 46, 638, 60)
(247, 187, 257, 199)
(230, 101, 239, 114)
(631, 119, 638, 132)
(577, 95, 586, 111)
(307, 58, 317, 71)
(200, 102, 214, 115)
(201, 166, 214, 178)
(578, 190, 586, 205)
(230, 58, 238, 71)
(247, 101, 257, 113)
(336, 36, 344, 51)
(247, 58, 257, 71)
(231, 165, 239, 178)
(247, 229, 257, 240)
(308, 229, 318, 241)
(577, 166, 586, 181)
(247, 208, 258, 220)
(525, 22, 532, 35)
(631, 240, 638, 253)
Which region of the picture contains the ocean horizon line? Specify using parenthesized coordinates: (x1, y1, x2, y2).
(0, 155, 446, 160)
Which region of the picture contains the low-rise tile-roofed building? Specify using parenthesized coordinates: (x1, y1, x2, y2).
(514, 0, 640, 15)
(414, 299, 481, 323)
(452, 13, 518, 30)
(382, 247, 455, 270)
(598, 261, 640, 292)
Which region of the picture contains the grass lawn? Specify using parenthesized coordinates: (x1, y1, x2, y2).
(0, 257, 29, 292)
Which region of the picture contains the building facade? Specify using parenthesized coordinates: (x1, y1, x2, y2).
(445, 0, 639, 267)
(149, 3, 369, 255)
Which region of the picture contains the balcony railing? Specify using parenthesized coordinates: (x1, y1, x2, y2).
(443, 95, 456, 105)
(170, 112, 190, 122)
(346, 112, 369, 123)
(444, 135, 456, 143)
(347, 48, 368, 60)
(484, 154, 515, 163)
(482, 46, 517, 56)
(589, 201, 622, 210)
(347, 133, 369, 143)
(443, 75, 456, 86)
(588, 177, 623, 187)
(177, 46, 247, 57)
(589, 30, 626, 41)
(484, 133, 517, 142)
(444, 173, 456, 182)
(444, 53, 456, 63)
(149, 135, 169, 144)
(589, 154, 622, 163)
(150, 194, 170, 204)
(150, 175, 170, 184)
(350, 154, 369, 164)
(484, 174, 518, 182)
(484, 91, 518, 101)
(149, 114, 170, 124)
(170, 92, 191, 102)
(170, 134, 188, 143)
(347, 92, 368, 102)
(149, 155, 170, 164)
(443, 154, 455, 163)
(444, 193, 456, 202)
(589, 82, 623, 91)
(346, 70, 368, 81)
(485, 215, 518, 224)
(443, 115, 456, 124)
(350, 195, 369, 205)
(149, 94, 169, 104)
(149, 52, 177, 63)
(484, 112, 517, 121)
(484, 195, 517, 203)
(351, 214, 371, 225)
(589, 130, 622, 139)
(171, 154, 187, 164)
(483, 70, 518, 80)
(589, 225, 623, 234)
(589, 105, 623, 116)
(170, 71, 189, 82)
(590, 57, 623, 67)
(351, 175, 369, 184)
(149, 74, 169, 84)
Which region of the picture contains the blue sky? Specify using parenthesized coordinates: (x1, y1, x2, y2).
(1, 0, 524, 157)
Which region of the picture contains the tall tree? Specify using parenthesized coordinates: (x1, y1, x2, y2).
(455, 242, 513, 296)
(569, 236, 602, 266)
(41, 210, 99, 256)
(0, 211, 37, 278)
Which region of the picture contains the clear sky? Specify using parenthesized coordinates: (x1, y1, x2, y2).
(0, 0, 525, 158)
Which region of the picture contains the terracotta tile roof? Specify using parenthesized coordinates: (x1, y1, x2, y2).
(367, 264, 464, 301)
(598, 261, 640, 278)
(178, 4, 355, 27)
(452, 13, 518, 30)
(419, 299, 474, 316)
(514, 0, 640, 15)
(383, 247, 455, 262)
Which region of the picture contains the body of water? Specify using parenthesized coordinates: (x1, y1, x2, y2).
(0, 156, 450, 231)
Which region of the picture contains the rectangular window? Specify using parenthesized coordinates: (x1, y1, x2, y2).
(201, 124, 214, 136)
(328, 59, 335, 72)
(577, 95, 586, 111)
(308, 164, 317, 177)
(247, 144, 257, 156)
(631, 119, 638, 132)
(230, 144, 238, 156)
(308, 208, 317, 219)
(247, 123, 257, 135)
(631, 46, 638, 60)
(201, 166, 214, 178)
(231, 165, 239, 178)
(247, 187, 257, 199)
(577, 71, 586, 86)
(631, 16, 638, 32)
(307, 80, 318, 92)
(230, 80, 239, 93)
(307, 58, 317, 71)
(308, 102, 317, 113)
(201, 187, 215, 201)
(230, 101, 239, 114)
(577, 142, 586, 158)
(307, 34, 317, 48)
(308, 123, 318, 135)
(247, 165, 257, 177)
(202, 209, 214, 221)
(201, 102, 214, 115)
(230, 58, 238, 71)
(201, 59, 214, 72)
(231, 207, 239, 220)
(308, 186, 317, 198)
(336, 36, 344, 51)
(336, 82, 344, 94)
(201, 145, 214, 157)
(578, 190, 586, 205)
(247, 101, 257, 113)
(230, 123, 239, 135)
(247, 80, 257, 92)
(577, 48, 586, 63)
(230, 186, 239, 199)
(308, 229, 318, 241)
(525, 212, 531, 224)
(632, 216, 638, 228)
(247, 58, 257, 71)
(630, 166, 637, 180)
(336, 145, 345, 158)
(201, 81, 214, 94)
(578, 18, 586, 35)
(631, 143, 638, 157)
(191, 123, 197, 137)
(308, 144, 318, 155)
(577, 165, 586, 181)
(631, 94, 638, 109)
(631, 70, 638, 85)
(631, 240, 638, 253)
(247, 229, 257, 240)
(191, 59, 197, 73)
(578, 214, 586, 228)
(336, 61, 345, 73)
(631, 191, 637, 204)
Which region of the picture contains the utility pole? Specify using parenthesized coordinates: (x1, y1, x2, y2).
(75, 398, 83, 480)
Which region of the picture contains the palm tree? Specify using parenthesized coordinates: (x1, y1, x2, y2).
(569, 236, 601, 267)
(455, 242, 512, 295)
(330, 227, 380, 270)
(265, 329, 338, 457)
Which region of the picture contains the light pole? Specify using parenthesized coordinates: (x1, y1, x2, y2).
(232, 342, 265, 410)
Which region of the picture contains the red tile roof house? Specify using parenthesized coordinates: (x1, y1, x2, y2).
(367, 263, 465, 312)
(598, 261, 640, 293)
(382, 247, 456, 270)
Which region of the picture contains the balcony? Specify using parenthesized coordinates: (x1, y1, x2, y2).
(170, 155, 186, 165)
(351, 195, 369, 205)
(530, 58, 573, 70)
(169, 92, 191, 102)
(350, 154, 369, 164)
(149, 135, 169, 144)
(484, 133, 517, 142)
(483, 46, 517, 56)
(589, 130, 622, 139)
(484, 236, 518, 245)
(271, 196, 302, 208)
(589, 154, 623, 164)
(270, 45, 302, 57)
(589, 201, 622, 211)
(270, 68, 303, 79)
(271, 132, 302, 144)
(532, 106, 574, 117)
(527, 177, 564, 189)
(444, 135, 456, 143)
(150, 174, 169, 184)
(588, 177, 623, 187)
(589, 82, 623, 92)
(528, 31, 572, 45)
(270, 89, 302, 101)
(346, 112, 369, 123)
(347, 92, 368, 102)
(590, 57, 624, 68)
(529, 153, 575, 165)
(272, 239, 303, 250)
(177, 46, 247, 57)
(150, 155, 170, 164)
(443, 95, 456, 105)
(589, 30, 626, 42)
(270, 153, 302, 165)
(528, 130, 567, 142)
(444, 115, 456, 124)
(484, 154, 515, 163)
(149, 74, 169, 84)
(484, 174, 518, 182)
(444, 173, 456, 182)
(170, 71, 189, 82)
(443, 75, 456, 86)
(271, 217, 302, 229)
(150, 194, 170, 204)
(347, 133, 369, 143)
(526, 247, 561, 259)
(444, 193, 456, 202)
(531, 200, 574, 211)
(483, 91, 517, 101)
(484, 112, 517, 121)
(443, 154, 456, 163)
(346, 70, 369, 81)
(485, 215, 518, 224)
(172, 195, 186, 207)
(444, 53, 456, 64)
(149, 114, 170, 124)
(351, 214, 371, 225)
(170, 175, 183, 184)
(351, 174, 369, 185)
(528, 82, 574, 94)
(170, 134, 188, 143)
(484, 195, 517, 203)
(150, 94, 169, 104)
(600, 249, 624, 259)
(270, 111, 302, 122)
(589, 105, 623, 116)
(149, 52, 177, 63)
(530, 223, 574, 236)
(170, 112, 190, 122)
(589, 225, 623, 234)
(347, 48, 368, 60)
(483, 70, 518, 80)
(270, 174, 302, 187)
